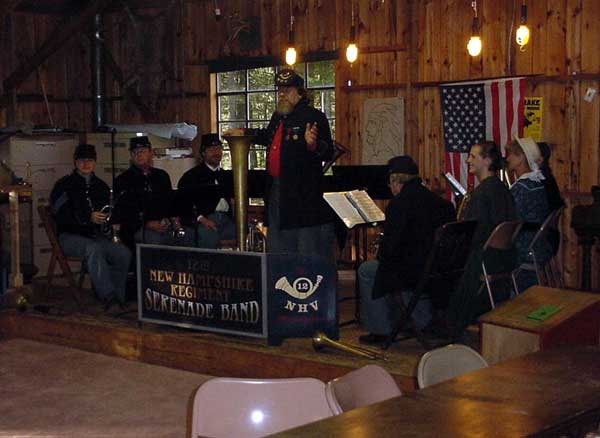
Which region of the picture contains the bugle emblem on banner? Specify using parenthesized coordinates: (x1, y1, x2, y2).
(275, 275, 323, 300)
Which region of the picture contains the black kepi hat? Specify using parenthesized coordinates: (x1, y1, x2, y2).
(388, 155, 419, 175)
(200, 133, 223, 153)
(129, 136, 152, 151)
(275, 69, 304, 88)
(73, 144, 97, 161)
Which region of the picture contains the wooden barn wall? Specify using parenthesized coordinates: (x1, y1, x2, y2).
(1, 0, 599, 288)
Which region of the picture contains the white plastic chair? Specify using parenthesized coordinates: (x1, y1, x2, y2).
(417, 344, 489, 389)
(325, 365, 402, 414)
(190, 377, 335, 438)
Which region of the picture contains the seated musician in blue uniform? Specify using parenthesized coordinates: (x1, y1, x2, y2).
(50, 144, 131, 308)
(114, 136, 185, 247)
(358, 156, 455, 345)
(177, 133, 235, 248)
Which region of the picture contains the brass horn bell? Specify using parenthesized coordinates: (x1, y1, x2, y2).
(223, 134, 255, 251)
(312, 331, 387, 361)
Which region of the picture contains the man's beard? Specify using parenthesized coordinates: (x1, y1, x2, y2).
(276, 100, 294, 115)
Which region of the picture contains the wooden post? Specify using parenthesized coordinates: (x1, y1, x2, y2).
(9, 190, 23, 289)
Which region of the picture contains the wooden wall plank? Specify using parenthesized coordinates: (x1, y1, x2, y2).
(546, 0, 568, 75)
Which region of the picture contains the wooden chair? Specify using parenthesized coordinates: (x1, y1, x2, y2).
(511, 207, 565, 294)
(37, 205, 85, 303)
(480, 221, 523, 309)
(384, 221, 478, 350)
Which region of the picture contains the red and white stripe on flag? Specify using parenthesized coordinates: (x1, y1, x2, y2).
(443, 77, 525, 201)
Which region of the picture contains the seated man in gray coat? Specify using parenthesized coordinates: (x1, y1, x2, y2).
(358, 156, 455, 345)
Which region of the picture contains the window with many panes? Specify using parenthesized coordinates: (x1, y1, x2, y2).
(216, 61, 335, 169)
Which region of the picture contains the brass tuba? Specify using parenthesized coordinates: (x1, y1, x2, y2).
(223, 134, 255, 251)
(312, 331, 387, 361)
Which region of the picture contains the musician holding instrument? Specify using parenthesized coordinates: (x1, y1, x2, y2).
(224, 69, 336, 264)
(50, 144, 131, 308)
(114, 136, 185, 247)
(357, 156, 455, 345)
(444, 141, 516, 339)
(177, 133, 235, 248)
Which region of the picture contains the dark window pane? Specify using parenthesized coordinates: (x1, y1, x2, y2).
(307, 61, 335, 87)
(291, 63, 306, 79)
(218, 71, 245, 92)
(248, 121, 269, 129)
(249, 150, 266, 169)
(311, 89, 335, 118)
(249, 92, 276, 120)
(221, 150, 232, 170)
(218, 121, 246, 135)
(216, 64, 335, 170)
(219, 94, 246, 121)
(249, 67, 276, 90)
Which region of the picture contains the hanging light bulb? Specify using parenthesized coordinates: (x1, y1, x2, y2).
(346, 42, 358, 64)
(515, 2, 530, 51)
(467, 1, 482, 57)
(285, 1, 297, 66)
(286, 46, 297, 66)
(346, 3, 359, 64)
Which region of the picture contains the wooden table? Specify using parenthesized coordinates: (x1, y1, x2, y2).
(269, 347, 600, 438)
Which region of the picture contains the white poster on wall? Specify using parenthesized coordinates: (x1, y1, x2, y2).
(361, 97, 405, 164)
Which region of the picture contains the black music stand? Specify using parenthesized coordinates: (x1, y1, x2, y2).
(338, 221, 379, 327)
(329, 166, 390, 327)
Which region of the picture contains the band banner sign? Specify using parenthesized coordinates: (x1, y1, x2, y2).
(137, 245, 267, 338)
(267, 253, 338, 345)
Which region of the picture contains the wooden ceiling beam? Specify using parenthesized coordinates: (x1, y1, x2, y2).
(2, 0, 116, 94)
(0, 0, 23, 21)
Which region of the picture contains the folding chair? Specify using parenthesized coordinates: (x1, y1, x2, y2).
(190, 377, 334, 438)
(511, 207, 565, 294)
(417, 344, 488, 388)
(325, 364, 401, 414)
(384, 221, 477, 350)
(480, 221, 523, 309)
(37, 205, 85, 303)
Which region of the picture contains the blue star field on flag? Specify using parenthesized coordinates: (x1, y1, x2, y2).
(441, 85, 486, 153)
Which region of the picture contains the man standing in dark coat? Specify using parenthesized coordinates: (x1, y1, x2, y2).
(225, 69, 335, 264)
(177, 133, 235, 248)
(358, 156, 456, 345)
(50, 144, 131, 306)
(114, 136, 184, 246)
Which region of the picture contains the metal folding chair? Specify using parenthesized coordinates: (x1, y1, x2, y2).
(384, 221, 477, 349)
(480, 221, 523, 309)
(511, 207, 565, 294)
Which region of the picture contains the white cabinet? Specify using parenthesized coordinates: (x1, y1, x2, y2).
(0, 134, 78, 277)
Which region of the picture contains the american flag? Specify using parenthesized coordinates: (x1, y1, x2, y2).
(441, 77, 525, 199)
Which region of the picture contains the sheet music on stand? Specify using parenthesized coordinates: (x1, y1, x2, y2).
(324, 190, 385, 228)
(443, 172, 467, 197)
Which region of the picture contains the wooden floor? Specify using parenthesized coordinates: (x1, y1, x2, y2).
(0, 271, 477, 392)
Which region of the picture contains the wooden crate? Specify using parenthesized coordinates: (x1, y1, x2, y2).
(479, 286, 600, 364)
